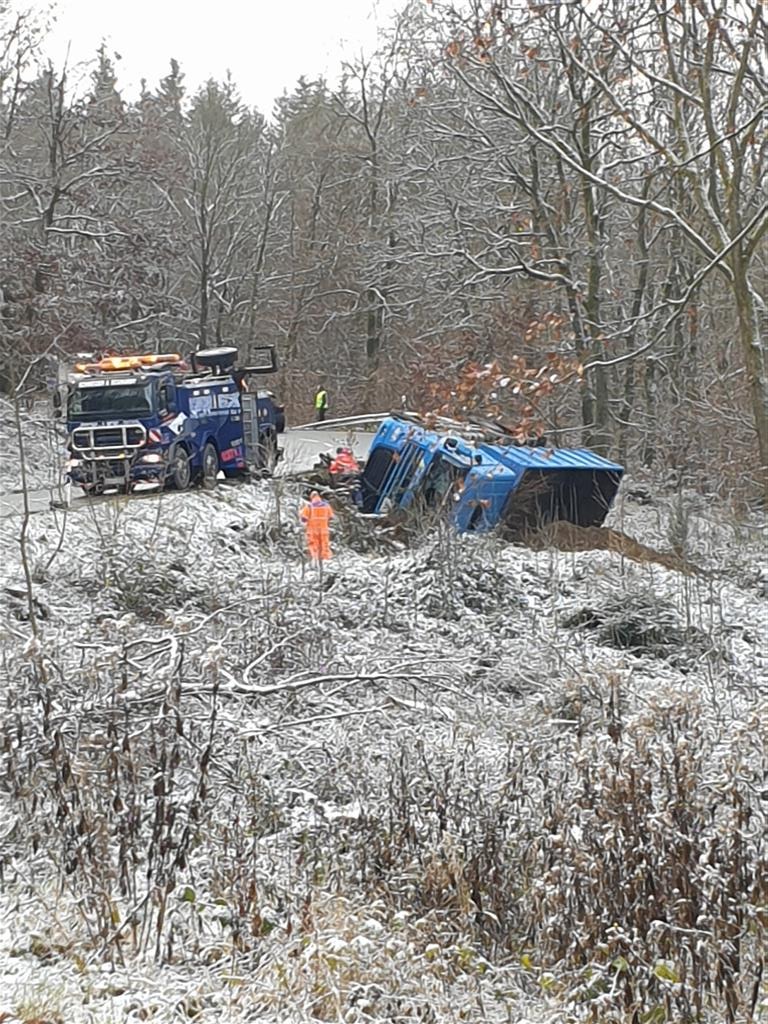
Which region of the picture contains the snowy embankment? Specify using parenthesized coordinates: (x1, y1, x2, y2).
(0, 397, 65, 494)
(0, 475, 765, 1023)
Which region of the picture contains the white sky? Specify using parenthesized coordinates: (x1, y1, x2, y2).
(41, 0, 403, 114)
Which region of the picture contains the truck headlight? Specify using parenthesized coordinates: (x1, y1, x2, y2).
(65, 458, 82, 469)
(139, 453, 164, 464)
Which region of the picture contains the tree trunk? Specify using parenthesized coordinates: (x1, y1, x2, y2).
(732, 256, 768, 496)
(581, 171, 610, 454)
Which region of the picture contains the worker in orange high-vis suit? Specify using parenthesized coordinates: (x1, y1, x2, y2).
(299, 490, 334, 561)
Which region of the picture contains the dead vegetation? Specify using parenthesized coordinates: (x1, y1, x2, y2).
(1, 647, 764, 1022)
(560, 591, 714, 666)
(0, 482, 765, 1023)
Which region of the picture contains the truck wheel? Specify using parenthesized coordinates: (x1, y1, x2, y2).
(200, 443, 219, 490)
(169, 447, 191, 490)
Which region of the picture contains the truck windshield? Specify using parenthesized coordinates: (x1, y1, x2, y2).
(69, 382, 154, 419)
(421, 456, 467, 507)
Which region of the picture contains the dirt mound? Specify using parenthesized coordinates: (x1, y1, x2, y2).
(526, 522, 707, 576)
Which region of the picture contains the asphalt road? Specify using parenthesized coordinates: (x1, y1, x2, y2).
(274, 425, 375, 478)
(0, 426, 376, 519)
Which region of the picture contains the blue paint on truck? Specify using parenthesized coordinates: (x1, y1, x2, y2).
(359, 415, 623, 535)
(64, 347, 285, 494)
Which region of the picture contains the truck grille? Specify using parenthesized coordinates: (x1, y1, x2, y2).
(71, 423, 146, 459)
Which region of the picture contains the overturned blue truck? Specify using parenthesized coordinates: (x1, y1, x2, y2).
(357, 415, 623, 538)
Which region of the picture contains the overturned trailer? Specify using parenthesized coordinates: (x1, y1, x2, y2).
(358, 415, 623, 537)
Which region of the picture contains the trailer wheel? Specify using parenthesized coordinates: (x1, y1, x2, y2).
(169, 447, 191, 490)
(200, 443, 219, 490)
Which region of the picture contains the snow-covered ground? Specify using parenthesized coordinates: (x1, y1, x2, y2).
(0, 467, 765, 1022)
(0, 397, 66, 494)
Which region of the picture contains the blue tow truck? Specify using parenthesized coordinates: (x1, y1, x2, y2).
(358, 415, 623, 536)
(63, 346, 285, 494)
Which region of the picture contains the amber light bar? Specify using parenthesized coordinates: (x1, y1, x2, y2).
(74, 353, 183, 374)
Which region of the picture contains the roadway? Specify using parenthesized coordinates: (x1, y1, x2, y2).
(0, 425, 377, 519)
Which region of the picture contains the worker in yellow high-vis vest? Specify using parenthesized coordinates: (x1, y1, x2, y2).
(314, 386, 328, 422)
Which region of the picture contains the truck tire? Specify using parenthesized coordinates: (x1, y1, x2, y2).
(200, 442, 219, 490)
(169, 447, 191, 490)
(81, 481, 105, 497)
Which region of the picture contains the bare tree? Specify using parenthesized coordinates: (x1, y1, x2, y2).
(429, 0, 766, 477)
(165, 79, 268, 348)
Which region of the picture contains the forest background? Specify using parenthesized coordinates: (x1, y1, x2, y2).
(1, 0, 766, 498)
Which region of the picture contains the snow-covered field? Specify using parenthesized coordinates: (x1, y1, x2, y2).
(0, 466, 765, 1022)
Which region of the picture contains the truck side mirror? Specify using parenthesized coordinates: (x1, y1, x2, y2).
(159, 384, 177, 414)
(52, 390, 62, 417)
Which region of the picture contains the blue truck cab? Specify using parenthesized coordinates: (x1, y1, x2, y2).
(64, 346, 285, 494)
(359, 415, 623, 536)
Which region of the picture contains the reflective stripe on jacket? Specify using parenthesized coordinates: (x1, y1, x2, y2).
(300, 498, 334, 528)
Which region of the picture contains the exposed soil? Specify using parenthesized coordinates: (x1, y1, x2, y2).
(526, 521, 708, 576)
